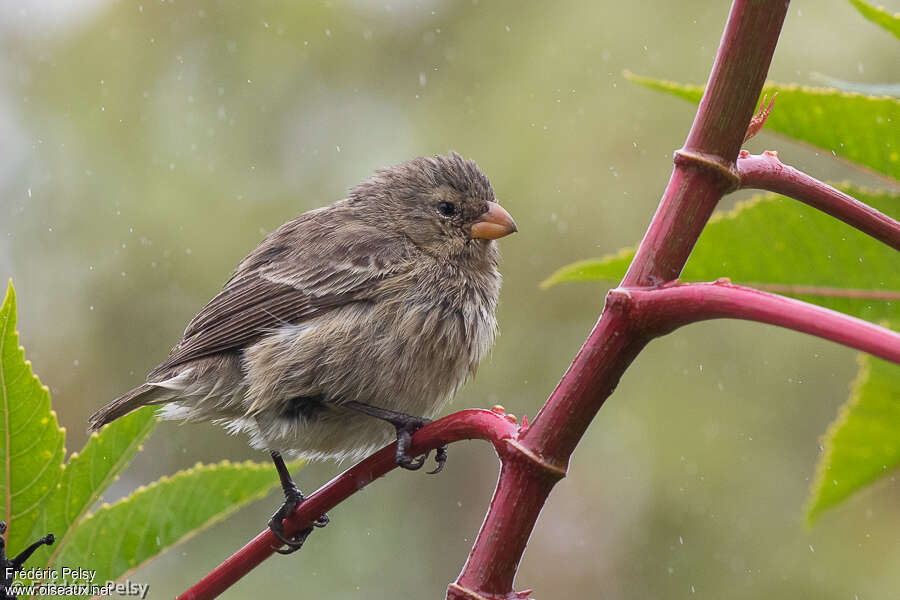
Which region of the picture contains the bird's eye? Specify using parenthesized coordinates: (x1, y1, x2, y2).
(437, 201, 456, 217)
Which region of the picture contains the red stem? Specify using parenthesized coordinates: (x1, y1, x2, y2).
(620, 281, 900, 363)
(738, 151, 900, 251)
(178, 410, 519, 600)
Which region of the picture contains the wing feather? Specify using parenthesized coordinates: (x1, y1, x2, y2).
(148, 205, 413, 378)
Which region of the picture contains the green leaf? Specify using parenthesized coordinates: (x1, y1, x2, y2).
(624, 73, 900, 182)
(542, 186, 899, 324)
(807, 354, 900, 521)
(0, 281, 66, 554)
(42, 459, 302, 597)
(848, 0, 900, 39)
(539, 248, 635, 289)
(25, 407, 158, 571)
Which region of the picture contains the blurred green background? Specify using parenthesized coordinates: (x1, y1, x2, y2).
(2, 0, 899, 598)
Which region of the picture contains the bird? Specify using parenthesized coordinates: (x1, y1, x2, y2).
(88, 152, 517, 553)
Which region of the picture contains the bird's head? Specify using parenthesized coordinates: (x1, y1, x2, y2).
(349, 152, 517, 260)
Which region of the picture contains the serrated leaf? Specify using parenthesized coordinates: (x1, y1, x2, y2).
(625, 73, 900, 182)
(0, 281, 66, 554)
(848, 0, 900, 39)
(40, 459, 302, 598)
(25, 407, 158, 571)
(542, 186, 899, 324)
(807, 353, 900, 521)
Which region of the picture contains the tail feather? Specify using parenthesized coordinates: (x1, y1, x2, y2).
(88, 383, 167, 431)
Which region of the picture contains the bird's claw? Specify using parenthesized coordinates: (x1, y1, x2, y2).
(396, 450, 428, 471)
(394, 418, 447, 474)
(269, 523, 314, 555)
(427, 445, 448, 474)
(340, 401, 451, 474)
(313, 513, 330, 528)
(267, 488, 328, 555)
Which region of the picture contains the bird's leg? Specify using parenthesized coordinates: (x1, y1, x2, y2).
(267, 450, 329, 555)
(342, 401, 448, 474)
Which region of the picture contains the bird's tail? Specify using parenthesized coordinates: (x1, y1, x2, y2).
(88, 383, 171, 431)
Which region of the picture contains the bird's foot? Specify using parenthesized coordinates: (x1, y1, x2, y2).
(267, 486, 329, 555)
(341, 401, 449, 474)
(268, 450, 328, 555)
(393, 415, 448, 474)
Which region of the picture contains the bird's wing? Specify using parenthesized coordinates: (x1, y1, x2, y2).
(149, 207, 414, 376)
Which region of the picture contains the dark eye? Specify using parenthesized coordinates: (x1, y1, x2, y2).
(437, 201, 456, 217)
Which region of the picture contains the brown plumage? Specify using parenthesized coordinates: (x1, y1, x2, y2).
(89, 152, 516, 465)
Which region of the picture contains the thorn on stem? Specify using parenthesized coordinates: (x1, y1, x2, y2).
(743, 92, 777, 143)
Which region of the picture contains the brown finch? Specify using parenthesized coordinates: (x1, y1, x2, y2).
(89, 152, 517, 552)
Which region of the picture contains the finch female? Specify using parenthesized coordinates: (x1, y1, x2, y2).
(89, 152, 517, 551)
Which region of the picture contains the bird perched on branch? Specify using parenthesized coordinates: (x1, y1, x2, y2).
(89, 152, 517, 552)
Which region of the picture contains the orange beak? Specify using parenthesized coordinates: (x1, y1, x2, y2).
(471, 202, 518, 240)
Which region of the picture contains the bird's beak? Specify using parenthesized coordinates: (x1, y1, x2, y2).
(471, 202, 518, 240)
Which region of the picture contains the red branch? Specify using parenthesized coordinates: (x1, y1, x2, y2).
(739, 283, 900, 301)
(618, 281, 900, 363)
(738, 151, 900, 251)
(178, 409, 519, 600)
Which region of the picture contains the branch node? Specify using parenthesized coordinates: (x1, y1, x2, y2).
(447, 583, 490, 600)
(447, 583, 534, 600)
(605, 287, 634, 313)
(503, 439, 567, 480)
(673, 149, 741, 192)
